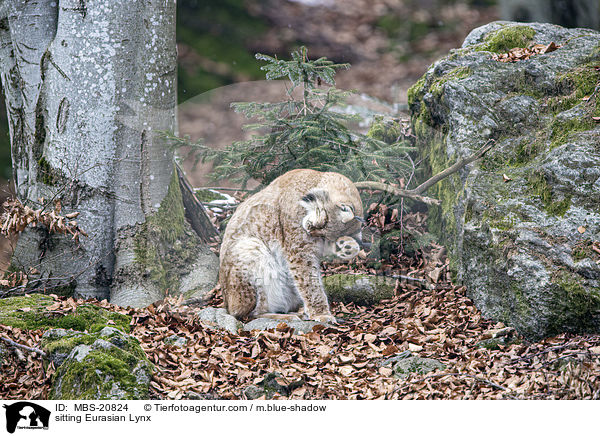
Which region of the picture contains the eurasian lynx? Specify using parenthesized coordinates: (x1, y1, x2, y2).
(219, 169, 363, 323)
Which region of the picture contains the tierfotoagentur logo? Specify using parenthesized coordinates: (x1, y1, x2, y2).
(3, 402, 50, 434)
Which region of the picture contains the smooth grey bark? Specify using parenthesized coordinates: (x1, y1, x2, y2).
(0, 0, 218, 305)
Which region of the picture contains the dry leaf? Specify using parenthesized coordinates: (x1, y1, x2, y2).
(408, 343, 423, 352)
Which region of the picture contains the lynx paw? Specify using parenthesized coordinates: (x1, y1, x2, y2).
(334, 236, 360, 260)
(311, 314, 338, 324)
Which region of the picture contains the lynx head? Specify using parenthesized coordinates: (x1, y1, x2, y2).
(299, 185, 363, 241)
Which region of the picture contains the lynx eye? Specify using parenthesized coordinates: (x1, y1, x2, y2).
(339, 204, 354, 223)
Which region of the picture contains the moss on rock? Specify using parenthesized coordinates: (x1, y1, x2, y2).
(430, 66, 472, 97)
(323, 274, 396, 306)
(132, 167, 207, 299)
(0, 295, 131, 332)
(47, 327, 153, 400)
(477, 25, 536, 53)
(409, 21, 600, 339)
(390, 355, 445, 378)
(548, 272, 600, 335)
(194, 189, 228, 203)
(527, 170, 572, 217)
(367, 116, 402, 144)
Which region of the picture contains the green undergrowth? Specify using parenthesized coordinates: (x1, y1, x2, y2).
(194, 188, 228, 203)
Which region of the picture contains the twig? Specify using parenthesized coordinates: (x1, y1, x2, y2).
(512, 341, 578, 363)
(200, 187, 253, 192)
(407, 372, 516, 399)
(355, 140, 495, 205)
(0, 336, 47, 358)
(0, 275, 81, 298)
(378, 273, 426, 283)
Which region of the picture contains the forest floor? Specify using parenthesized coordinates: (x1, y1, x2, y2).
(2, 269, 599, 400)
(2, 205, 599, 400)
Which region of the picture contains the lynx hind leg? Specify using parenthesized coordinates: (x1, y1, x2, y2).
(334, 236, 360, 260)
(221, 262, 257, 319)
(223, 237, 302, 319)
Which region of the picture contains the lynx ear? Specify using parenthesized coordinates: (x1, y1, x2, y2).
(299, 189, 329, 233)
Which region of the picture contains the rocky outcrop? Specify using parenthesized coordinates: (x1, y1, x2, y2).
(409, 22, 600, 339)
(41, 327, 153, 400)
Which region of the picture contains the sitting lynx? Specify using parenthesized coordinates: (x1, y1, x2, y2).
(219, 169, 364, 323)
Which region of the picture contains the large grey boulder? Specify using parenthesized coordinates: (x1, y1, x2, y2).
(408, 22, 600, 339)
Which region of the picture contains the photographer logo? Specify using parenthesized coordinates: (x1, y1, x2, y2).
(2, 402, 50, 433)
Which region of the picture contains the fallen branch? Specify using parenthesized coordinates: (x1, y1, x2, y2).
(0, 336, 47, 358)
(355, 140, 495, 205)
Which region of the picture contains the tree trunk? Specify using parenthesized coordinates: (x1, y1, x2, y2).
(0, 0, 218, 307)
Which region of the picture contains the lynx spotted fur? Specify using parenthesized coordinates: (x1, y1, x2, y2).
(219, 169, 363, 323)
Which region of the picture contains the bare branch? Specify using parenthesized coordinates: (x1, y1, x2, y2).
(412, 139, 495, 195)
(353, 181, 442, 205)
(355, 140, 495, 205)
(0, 336, 47, 358)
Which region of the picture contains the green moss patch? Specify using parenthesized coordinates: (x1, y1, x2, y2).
(50, 346, 152, 400)
(323, 274, 395, 306)
(0, 295, 131, 332)
(407, 75, 427, 107)
(430, 66, 472, 97)
(527, 171, 572, 217)
(45, 327, 153, 400)
(548, 272, 600, 335)
(549, 116, 595, 149)
(134, 167, 200, 294)
(367, 116, 402, 144)
(546, 63, 600, 113)
(194, 188, 228, 203)
(477, 25, 536, 53)
(389, 356, 445, 379)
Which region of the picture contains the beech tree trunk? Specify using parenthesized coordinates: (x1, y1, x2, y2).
(0, 0, 218, 306)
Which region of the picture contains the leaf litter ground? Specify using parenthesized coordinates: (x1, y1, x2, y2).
(1, 211, 599, 400)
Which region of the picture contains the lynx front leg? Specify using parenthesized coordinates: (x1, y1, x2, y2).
(286, 252, 337, 324)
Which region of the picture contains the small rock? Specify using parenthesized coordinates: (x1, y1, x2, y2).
(98, 326, 123, 337)
(164, 334, 187, 348)
(69, 344, 92, 363)
(185, 391, 219, 400)
(387, 355, 446, 379)
(243, 372, 302, 399)
(197, 307, 242, 334)
(323, 274, 396, 306)
(243, 318, 323, 334)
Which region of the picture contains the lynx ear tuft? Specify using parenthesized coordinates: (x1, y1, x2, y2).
(300, 189, 329, 233)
